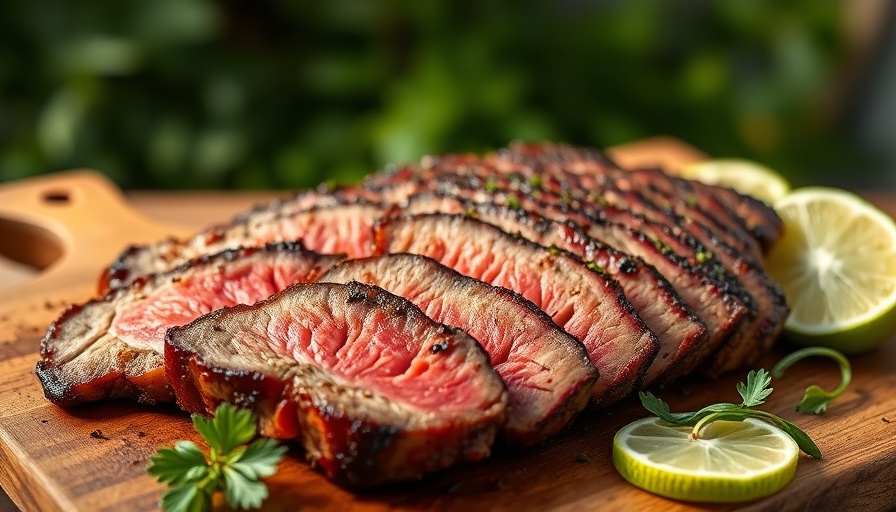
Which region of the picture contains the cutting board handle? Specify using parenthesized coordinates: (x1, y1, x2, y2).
(0, 170, 189, 305)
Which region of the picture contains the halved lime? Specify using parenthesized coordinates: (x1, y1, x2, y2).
(613, 417, 799, 502)
(766, 187, 896, 353)
(679, 159, 791, 204)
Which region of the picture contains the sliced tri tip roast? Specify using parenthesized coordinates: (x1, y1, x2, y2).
(38, 141, 789, 486)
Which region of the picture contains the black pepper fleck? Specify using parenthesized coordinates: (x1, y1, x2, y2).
(89, 430, 110, 440)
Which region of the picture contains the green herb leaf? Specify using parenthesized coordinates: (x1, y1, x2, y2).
(766, 415, 823, 459)
(737, 369, 773, 407)
(160, 482, 209, 512)
(147, 441, 207, 485)
(193, 403, 257, 454)
(771, 347, 852, 414)
(148, 404, 286, 512)
(223, 466, 269, 509)
(640, 368, 822, 458)
(639, 391, 675, 422)
(794, 386, 836, 415)
(232, 439, 289, 479)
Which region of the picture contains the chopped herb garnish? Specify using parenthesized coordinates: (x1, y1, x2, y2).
(548, 244, 563, 256)
(585, 261, 605, 274)
(528, 174, 543, 190)
(147, 403, 287, 512)
(695, 250, 713, 265)
(771, 347, 851, 414)
(505, 193, 521, 210)
(484, 178, 499, 193)
(652, 240, 673, 256)
(589, 192, 610, 206)
(639, 369, 822, 458)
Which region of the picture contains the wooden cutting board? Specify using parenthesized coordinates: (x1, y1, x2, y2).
(1, 139, 894, 512)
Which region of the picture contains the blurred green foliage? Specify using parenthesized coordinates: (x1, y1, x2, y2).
(0, 0, 857, 189)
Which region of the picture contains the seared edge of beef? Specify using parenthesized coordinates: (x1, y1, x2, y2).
(165, 281, 508, 487)
(38, 242, 343, 406)
(318, 253, 598, 446)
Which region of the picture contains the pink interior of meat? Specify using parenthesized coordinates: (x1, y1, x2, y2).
(110, 257, 311, 351)
(385, 218, 637, 395)
(258, 298, 491, 415)
(250, 209, 376, 259)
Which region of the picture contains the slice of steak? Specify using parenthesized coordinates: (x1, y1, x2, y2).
(102, 201, 381, 292)
(37, 243, 343, 406)
(317, 253, 597, 446)
(373, 213, 660, 406)
(400, 194, 707, 387)
(165, 282, 508, 487)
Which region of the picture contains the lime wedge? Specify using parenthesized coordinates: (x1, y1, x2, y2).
(613, 417, 799, 502)
(679, 159, 791, 204)
(766, 187, 896, 353)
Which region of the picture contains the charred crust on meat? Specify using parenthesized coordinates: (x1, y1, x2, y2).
(616, 257, 637, 274)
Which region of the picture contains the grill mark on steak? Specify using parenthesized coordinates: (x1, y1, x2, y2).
(37, 243, 343, 406)
(317, 253, 598, 446)
(165, 281, 508, 487)
(399, 193, 708, 387)
(102, 201, 380, 292)
(372, 213, 660, 406)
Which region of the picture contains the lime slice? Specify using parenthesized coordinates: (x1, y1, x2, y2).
(765, 187, 896, 353)
(679, 159, 791, 204)
(613, 417, 799, 503)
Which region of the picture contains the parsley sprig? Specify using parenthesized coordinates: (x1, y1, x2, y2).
(771, 346, 852, 414)
(147, 403, 288, 512)
(639, 369, 823, 459)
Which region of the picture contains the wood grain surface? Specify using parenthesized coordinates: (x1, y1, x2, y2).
(1, 138, 894, 511)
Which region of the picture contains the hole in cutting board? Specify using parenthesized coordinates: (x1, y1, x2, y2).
(42, 190, 71, 204)
(0, 217, 64, 289)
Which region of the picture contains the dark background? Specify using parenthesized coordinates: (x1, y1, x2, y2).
(1, 0, 894, 191)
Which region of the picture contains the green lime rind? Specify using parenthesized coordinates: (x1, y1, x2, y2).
(782, 299, 896, 354)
